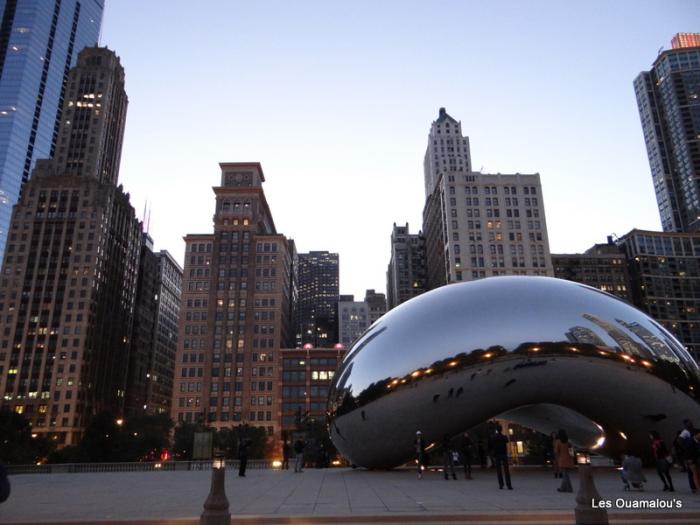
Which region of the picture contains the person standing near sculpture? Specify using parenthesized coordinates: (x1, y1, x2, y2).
(554, 429, 574, 492)
(293, 438, 306, 473)
(238, 437, 251, 477)
(282, 440, 291, 470)
(649, 431, 674, 491)
(680, 419, 700, 492)
(460, 432, 474, 479)
(442, 434, 457, 480)
(489, 425, 512, 489)
(414, 431, 426, 479)
(550, 431, 561, 479)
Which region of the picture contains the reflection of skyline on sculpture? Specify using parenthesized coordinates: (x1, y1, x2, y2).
(328, 277, 700, 469)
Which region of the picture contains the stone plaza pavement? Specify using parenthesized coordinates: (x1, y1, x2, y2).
(2, 466, 700, 524)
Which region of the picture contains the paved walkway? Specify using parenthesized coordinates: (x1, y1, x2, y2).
(1, 467, 700, 524)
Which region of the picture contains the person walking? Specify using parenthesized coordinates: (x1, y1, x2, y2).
(0, 463, 9, 504)
(238, 437, 251, 477)
(550, 431, 561, 478)
(293, 438, 305, 473)
(672, 431, 686, 472)
(680, 419, 700, 492)
(460, 432, 474, 479)
(282, 440, 291, 470)
(442, 434, 457, 480)
(650, 431, 674, 491)
(621, 450, 646, 490)
(414, 430, 426, 479)
(490, 424, 512, 490)
(554, 429, 574, 492)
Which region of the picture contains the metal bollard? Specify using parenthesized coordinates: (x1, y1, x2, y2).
(575, 464, 609, 525)
(200, 457, 231, 525)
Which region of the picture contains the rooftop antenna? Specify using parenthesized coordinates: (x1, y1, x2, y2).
(142, 200, 147, 232)
(146, 202, 152, 234)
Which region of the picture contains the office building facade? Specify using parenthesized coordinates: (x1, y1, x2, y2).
(552, 236, 633, 303)
(0, 47, 140, 445)
(124, 234, 182, 417)
(617, 229, 700, 359)
(336, 289, 386, 346)
(634, 33, 700, 232)
(171, 163, 294, 439)
(295, 251, 339, 347)
(422, 108, 553, 289)
(147, 249, 182, 415)
(0, 0, 104, 259)
(280, 345, 344, 435)
(386, 222, 426, 309)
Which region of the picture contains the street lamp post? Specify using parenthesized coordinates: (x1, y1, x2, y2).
(199, 455, 230, 525)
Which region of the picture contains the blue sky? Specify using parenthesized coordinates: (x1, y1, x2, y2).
(100, 0, 699, 298)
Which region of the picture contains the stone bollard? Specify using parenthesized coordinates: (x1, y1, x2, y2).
(200, 457, 231, 525)
(575, 464, 609, 525)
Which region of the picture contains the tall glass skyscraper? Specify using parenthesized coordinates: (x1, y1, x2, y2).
(0, 0, 103, 258)
(634, 33, 700, 233)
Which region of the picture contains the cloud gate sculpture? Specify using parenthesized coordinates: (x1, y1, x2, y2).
(327, 277, 700, 469)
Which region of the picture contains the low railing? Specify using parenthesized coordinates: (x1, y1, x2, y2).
(6, 459, 276, 475)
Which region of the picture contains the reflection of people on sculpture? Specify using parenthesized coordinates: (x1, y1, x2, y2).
(489, 425, 512, 490)
(554, 429, 574, 492)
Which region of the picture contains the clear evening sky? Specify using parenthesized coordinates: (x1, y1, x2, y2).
(100, 0, 699, 299)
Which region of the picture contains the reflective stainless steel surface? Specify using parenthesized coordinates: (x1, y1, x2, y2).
(328, 276, 700, 469)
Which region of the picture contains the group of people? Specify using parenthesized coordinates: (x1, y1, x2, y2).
(414, 425, 511, 489)
(413, 420, 700, 494)
(281, 438, 307, 473)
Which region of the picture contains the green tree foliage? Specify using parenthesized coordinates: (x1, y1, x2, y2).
(50, 411, 173, 463)
(0, 410, 55, 464)
(173, 422, 202, 460)
(296, 418, 336, 467)
(173, 423, 271, 460)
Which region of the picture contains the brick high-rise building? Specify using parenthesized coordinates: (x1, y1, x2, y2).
(386, 222, 426, 309)
(552, 236, 633, 303)
(280, 345, 344, 436)
(0, 47, 140, 445)
(295, 251, 339, 346)
(172, 163, 294, 438)
(422, 108, 553, 288)
(0, 1, 105, 260)
(634, 33, 700, 232)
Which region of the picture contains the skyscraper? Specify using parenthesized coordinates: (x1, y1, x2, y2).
(422, 108, 553, 288)
(423, 107, 471, 198)
(0, 47, 141, 445)
(0, 0, 104, 259)
(125, 234, 182, 417)
(171, 162, 294, 438)
(616, 229, 700, 359)
(295, 251, 339, 346)
(148, 249, 182, 415)
(386, 222, 426, 309)
(634, 33, 700, 232)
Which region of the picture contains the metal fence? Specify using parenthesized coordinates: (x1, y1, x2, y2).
(6, 459, 276, 475)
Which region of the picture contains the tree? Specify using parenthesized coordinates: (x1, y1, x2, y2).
(173, 422, 201, 460)
(0, 410, 55, 464)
